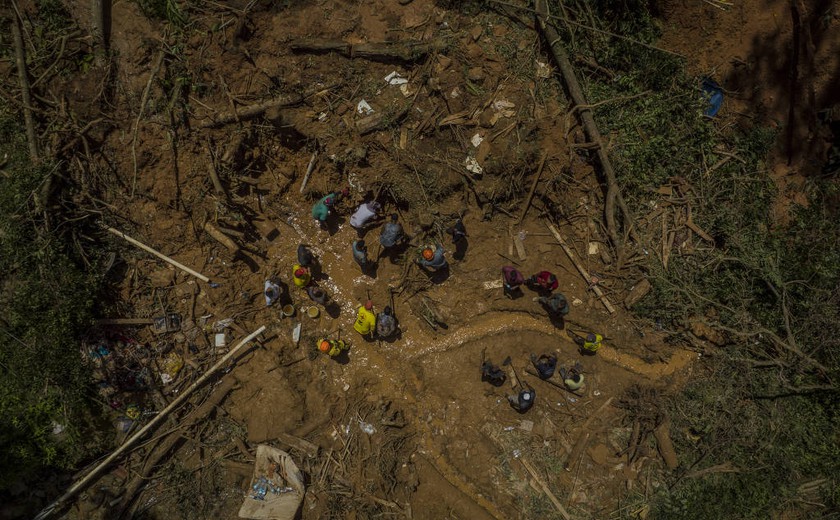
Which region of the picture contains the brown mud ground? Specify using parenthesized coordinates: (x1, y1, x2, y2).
(8, 0, 836, 518)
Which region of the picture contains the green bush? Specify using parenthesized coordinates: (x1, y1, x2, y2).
(0, 108, 101, 489)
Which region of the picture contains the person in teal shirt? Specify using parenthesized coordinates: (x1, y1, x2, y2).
(312, 193, 337, 223)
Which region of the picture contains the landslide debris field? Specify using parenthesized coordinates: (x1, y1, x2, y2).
(3, 0, 839, 519)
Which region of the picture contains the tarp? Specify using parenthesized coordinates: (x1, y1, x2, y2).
(238, 445, 305, 520)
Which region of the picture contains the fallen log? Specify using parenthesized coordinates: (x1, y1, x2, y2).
(11, 9, 39, 162)
(204, 221, 240, 252)
(290, 38, 442, 62)
(33, 326, 266, 520)
(653, 417, 679, 470)
(200, 93, 303, 128)
(106, 227, 210, 283)
(547, 223, 616, 314)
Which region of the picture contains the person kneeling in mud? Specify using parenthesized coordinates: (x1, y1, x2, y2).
(530, 353, 557, 379)
(559, 362, 585, 391)
(318, 338, 348, 359)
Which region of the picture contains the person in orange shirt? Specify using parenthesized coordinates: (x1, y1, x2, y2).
(354, 301, 376, 338)
(292, 264, 311, 288)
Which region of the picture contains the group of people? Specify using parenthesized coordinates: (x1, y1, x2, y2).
(267, 188, 602, 412)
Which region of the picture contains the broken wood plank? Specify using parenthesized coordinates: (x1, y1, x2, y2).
(106, 227, 210, 283)
(520, 458, 571, 520)
(546, 223, 615, 314)
(623, 278, 651, 309)
(275, 432, 319, 458)
(299, 151, 317, 194)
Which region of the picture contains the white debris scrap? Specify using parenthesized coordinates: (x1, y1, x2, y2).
(356, 99, 374, 115)
(470, 133, 484, 147)
(465, 156, 483, 174)
(493, 99, 516, 118)
(535, 60, 553, 78)
(384, 71, 408, 85)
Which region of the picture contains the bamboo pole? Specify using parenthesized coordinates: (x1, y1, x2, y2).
(299, 151, 317, 194)
(106, 227, 210, 282)
(547, 223, 615, 314)
(520, 457, 571, 520)
(33, 325, 266, 520)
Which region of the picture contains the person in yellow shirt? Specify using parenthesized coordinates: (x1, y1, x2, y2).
(354, 301, 376, 338)
(292, 264, 311, 288)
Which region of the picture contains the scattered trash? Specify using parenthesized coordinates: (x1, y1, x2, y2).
(568, 397, 577, 403)
(465, 156, 483, 174)
(588, 242, 599, 255)
(359, 420, 376, 435)
(51, 421, 66, 435)
(470, 133, 484, 147)
(384, 71, 408, 85)
(701, 77, 724, 117)
(503, 425, 516, 432)
(215, 333, 227, 348)
(317, 112, 328, 121)
(593, 390, 601, 396)
(342, 383, 350, 391)
(492, 99, 516, 118)
(535, 61, 552, 79)
(572, 297, 583, 306)
(209, 282, 221, 288)
(159, 351, 184, 385)
(512, 449, 522, 459)
(282, 304, 295, 318)
(399, 83, 413, 97)
(239, 445, 305, 520)
(214, 318, 234, 331)
(449, 86, 461, 98)
(152, 313, 182, 334)
(356, 99, 374, 115)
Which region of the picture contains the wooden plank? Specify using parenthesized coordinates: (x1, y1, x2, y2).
(546, 223, 615, 314)
(520, 458, 571, 520)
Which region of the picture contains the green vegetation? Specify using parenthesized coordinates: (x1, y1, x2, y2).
(0, 107, 103, 489)
(544, 0, 840, 517)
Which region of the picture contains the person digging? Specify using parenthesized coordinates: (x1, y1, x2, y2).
(318, 338, 348, 359)
(559, 361, 585, 391)
(504, 358, 535, 413)
(480, 348, 507, 387)
(567, 329, 605, 355)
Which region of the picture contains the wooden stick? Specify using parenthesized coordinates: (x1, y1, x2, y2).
(299, 151, 317, 194)
(518, 152, 547, 223)
(547, 223, 615, 314)
(205, 140, 228, 198)
(106, 227, 210, 282)
(11, 10, 39, 161)
(520, 458, 571, 520)
(95, 318, 154, 326)
(33, 326, 266, 520)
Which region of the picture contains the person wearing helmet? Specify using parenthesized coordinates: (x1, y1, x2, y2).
(502, 266, 525, 298)
(317, 338, 347, 358)
(376, 306, 397, 338)
(530, 353, 557, 380)
(379, 214, 404, 249)
(416, 243, 447, 270)
(508, 383, 535, 413)
(354, 300, 377, 338)
(527, 270, 559, 294)
(292, 264, 311, 288)
(537, 292, 570, 316)
(350, 201, 381, 235)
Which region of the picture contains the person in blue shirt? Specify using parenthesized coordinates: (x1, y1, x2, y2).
(416, 244, 447, 270)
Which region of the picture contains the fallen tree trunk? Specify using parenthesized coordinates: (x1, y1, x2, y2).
(11, 9, 39, 162)
(290, 38, 443, 62)
(535, 0, 636, 267)
(200, 93, 303, 128)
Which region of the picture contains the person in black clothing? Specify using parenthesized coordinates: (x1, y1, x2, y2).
(530, 353, 557, 380)
(481, 360, 507, 387)
(446, 218, 468, 260)
(508, 384, 535, 413)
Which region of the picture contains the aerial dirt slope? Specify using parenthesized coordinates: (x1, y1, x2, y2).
(12, 0, 834, 518)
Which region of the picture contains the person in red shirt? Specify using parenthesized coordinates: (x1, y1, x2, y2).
(527, 271, 558, 293)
